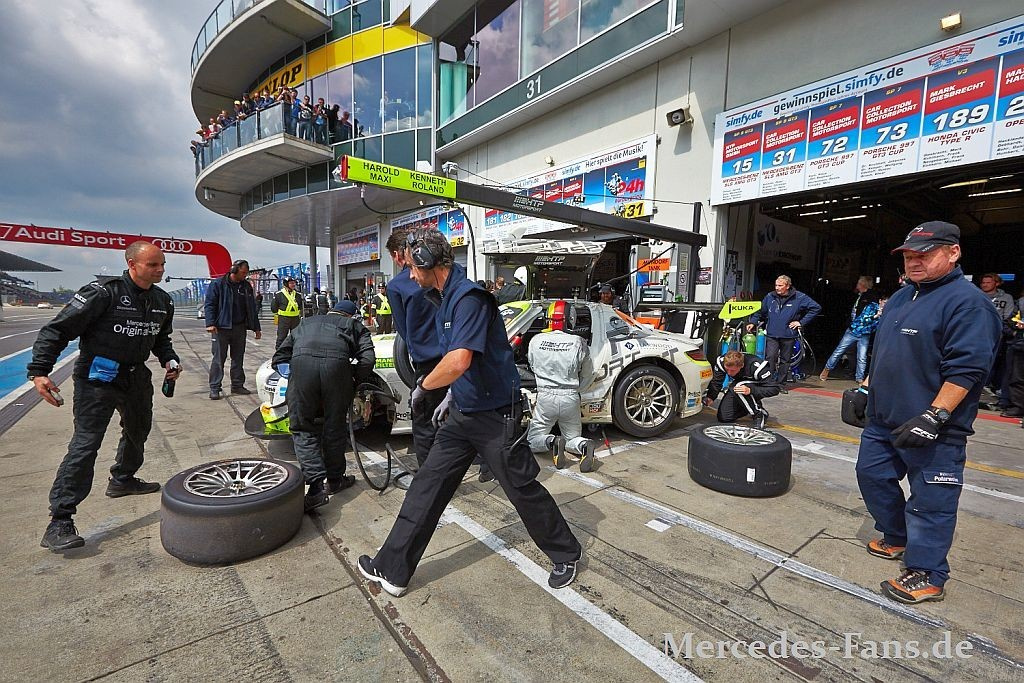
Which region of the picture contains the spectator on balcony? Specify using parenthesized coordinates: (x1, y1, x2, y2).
(290, 91, 304, 137)
(232, 100, 248, 122)
(276, 88, 294, 134)
(297, 95, 314, 142)
(258, 88, 274, 110)
(326, 104, 340, 143)
(241, 92, 255, 116)
(217, 109, 235, 130)
(206, 118, 221, 138)
(313, 98, 329, 145)
(339, 110, 354, 142)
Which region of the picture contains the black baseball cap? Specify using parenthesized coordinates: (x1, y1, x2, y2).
(892, 221, 960, 254)
(283, 277, 296, 283)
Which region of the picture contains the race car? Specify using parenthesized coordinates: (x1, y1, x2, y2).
(254, 299, 712, 438)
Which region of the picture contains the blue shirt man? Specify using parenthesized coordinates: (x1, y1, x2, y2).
(358, 229, 581, 598)
(854, 221, 1000, 605)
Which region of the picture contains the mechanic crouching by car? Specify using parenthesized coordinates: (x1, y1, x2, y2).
(850, 221, 1000, 604)
(29, 241, 181, 552)
(703, 350, 778, 429)
(527, 300, 598, 471)
(358, 229, 582, 597)
(272, 299, 375, 511)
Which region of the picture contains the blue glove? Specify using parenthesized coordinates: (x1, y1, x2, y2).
(410, 380, 427, 416)
(892, 410, 943, 448)
(274, 363, 290, 378)
(432, 389, 453, 428)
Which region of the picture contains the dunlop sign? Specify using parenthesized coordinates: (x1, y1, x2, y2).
(341, 156, 456, 199)
(718, 300, 762, 321)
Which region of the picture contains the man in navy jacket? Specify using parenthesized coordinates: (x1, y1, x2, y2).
(205, 259, 261, 399)
(852, 221, 1000, 604)
(746, 275, 820, 384)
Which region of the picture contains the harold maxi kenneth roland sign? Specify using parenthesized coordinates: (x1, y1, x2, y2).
(340, 157, 456, 199)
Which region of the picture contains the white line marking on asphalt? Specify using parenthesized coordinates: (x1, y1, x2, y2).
(551, 467, 948, 630)
(0, 330, 37, 341)
(0, 344, 33, 363)
(442, 509, 703, 683)
(0, 349, 79, 412)
(646, 519, 672, 533)
(791, 443, 1024, 505)
(354, 444, 704, 682)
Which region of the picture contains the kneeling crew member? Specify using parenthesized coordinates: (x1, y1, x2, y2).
(30, 241, 181, 552)
(358, 229, 582, 596)
(703, 350, 778, 429)
(273, 299, 375, 511)
(527, 301, 598, 471)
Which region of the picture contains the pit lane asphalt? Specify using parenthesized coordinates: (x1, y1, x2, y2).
(0, 314, 1021, 682)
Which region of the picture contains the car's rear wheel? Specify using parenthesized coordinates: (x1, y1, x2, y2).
(160, 458, 304, 565)
(612, 365, 678, 437)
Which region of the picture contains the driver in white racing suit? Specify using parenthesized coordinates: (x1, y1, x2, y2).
(527, 301, 598, 471)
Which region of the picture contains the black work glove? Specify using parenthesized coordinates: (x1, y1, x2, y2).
(892, 410, 943, 448)
(410, 380, 427, 417)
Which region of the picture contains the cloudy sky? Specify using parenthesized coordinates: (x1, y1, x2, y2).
(0, 1, 325, 292)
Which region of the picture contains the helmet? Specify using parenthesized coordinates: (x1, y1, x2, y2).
(545, 300, 567, 332)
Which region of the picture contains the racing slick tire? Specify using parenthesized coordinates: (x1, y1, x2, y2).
(612, 365, 679, 438)
(161, 458, 304, 565)
(393, 334, 417, 389)
(687, 425, 792, 497)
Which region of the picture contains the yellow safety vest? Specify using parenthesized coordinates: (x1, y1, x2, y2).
(375, 292, 391, 315)
(279, 289, 301, 317)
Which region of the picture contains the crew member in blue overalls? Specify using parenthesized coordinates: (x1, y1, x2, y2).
(358, 229, 581, 596)
(746, 275, 820, 385)
(384, 229, 491, 483)
(849, 221, 1000, 604)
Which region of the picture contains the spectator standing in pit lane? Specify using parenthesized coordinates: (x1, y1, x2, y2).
(205, 259, 262, 400)
(978, 273, 1018, 410)
(819, 276, 880, 383)
(526, 301, 597, 472)
(1003, 310, 1024, 418)
(746, 275, 821, 386)
(270, 277, 302, 348)
(357, 229, 581, 597)
(850, 221, 1000, 604)
(29, 241, 181, 552)
(703, 350, 779, 429)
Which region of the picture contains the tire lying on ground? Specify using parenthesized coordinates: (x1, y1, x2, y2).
(161, 458, 304, 564)
(687, 424, 792, 497)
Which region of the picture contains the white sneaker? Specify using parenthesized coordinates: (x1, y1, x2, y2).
(357, 555, 408, 597)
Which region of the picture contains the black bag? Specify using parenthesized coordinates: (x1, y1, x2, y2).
(841, 387, 868, 428)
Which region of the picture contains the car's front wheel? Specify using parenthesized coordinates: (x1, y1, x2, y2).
(612, 365, 678, 438)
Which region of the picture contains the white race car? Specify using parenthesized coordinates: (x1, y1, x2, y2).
(255, 300, 712, 438)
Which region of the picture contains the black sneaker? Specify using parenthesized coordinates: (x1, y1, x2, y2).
(327, 474, 356, 494)
(304, 480, 330, 512)
(478, 468, 495, 483)
(548, 435, 568, 469)
(753, 409, 768, 430)
(578, 440, 596, 473)
(41, 519, 85, 551)
(357, 554, 408, 597)
(106, 477, 161, 498)
(548, 557, 580, 589)
(231, 386, 252, 395)
(209, 390, 222, 400)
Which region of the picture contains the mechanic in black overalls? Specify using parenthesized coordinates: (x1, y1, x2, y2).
(29, 241, 181, 552)
(357, 229, 581, 597)
(703, 349, 779, 429)
(272, 299, 375, 511)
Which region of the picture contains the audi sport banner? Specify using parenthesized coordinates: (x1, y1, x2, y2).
(712, 14, 1024, 204)
(482, 135, 656, 243)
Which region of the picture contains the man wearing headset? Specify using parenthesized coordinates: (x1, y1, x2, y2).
(358, 229, 581, 597)
(205, 259, 261, 400)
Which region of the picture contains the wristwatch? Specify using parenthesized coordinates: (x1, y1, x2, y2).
(929, 406, 951, 424)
